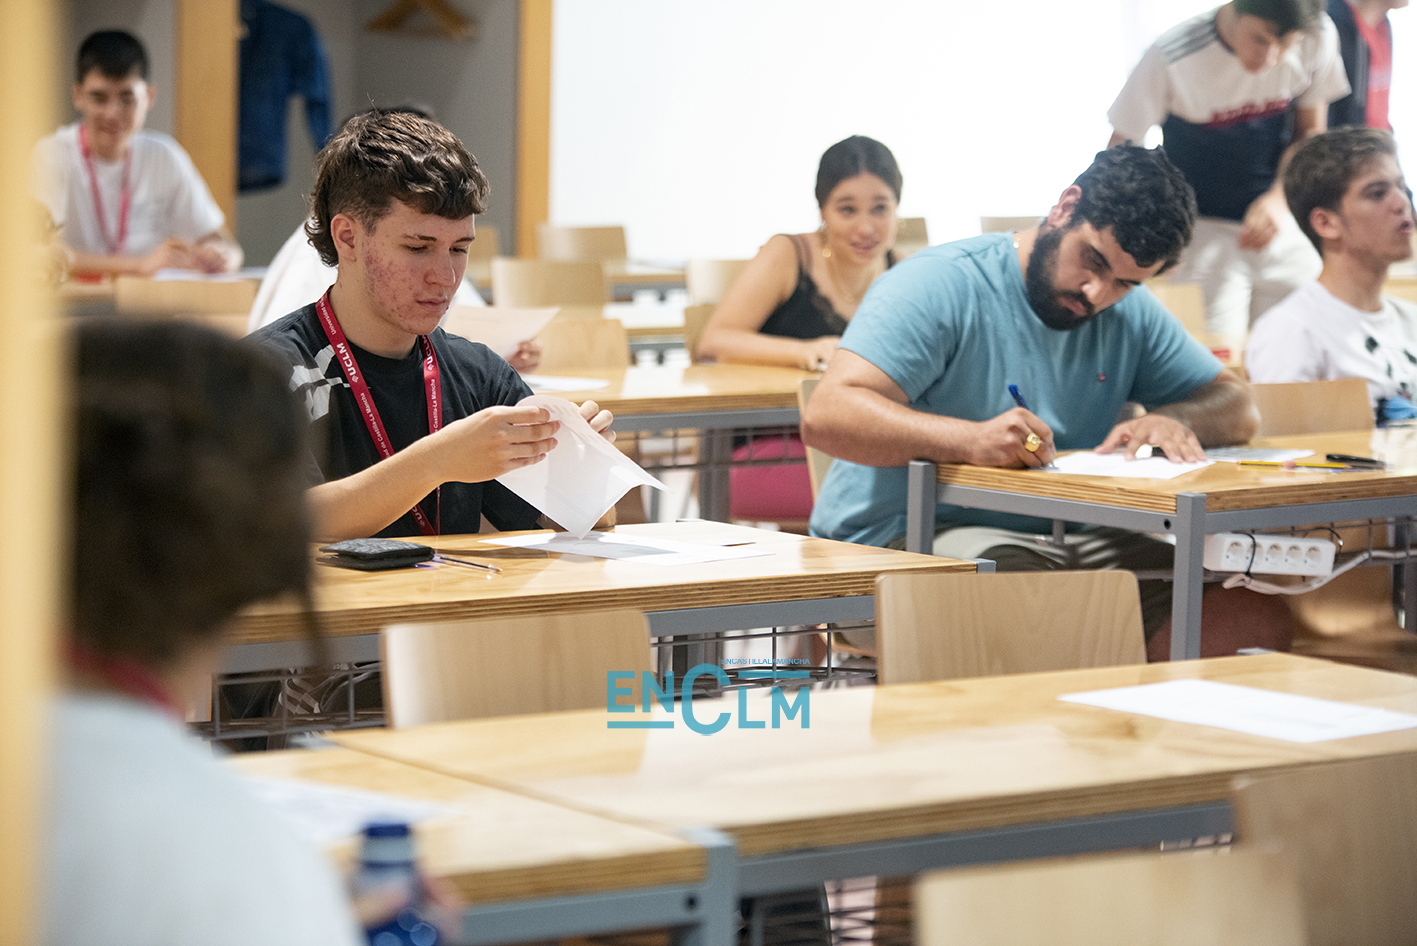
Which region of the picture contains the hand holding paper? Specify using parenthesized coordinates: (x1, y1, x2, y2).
(496, 395, 662, 538)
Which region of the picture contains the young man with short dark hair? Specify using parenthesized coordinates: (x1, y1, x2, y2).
(1108, 0, 1350, 340)
(33, 30, 242, 277)
(252, 110, 611, 541)
(1247, 127, 1417, 419)
(804, 145, 1288, 658)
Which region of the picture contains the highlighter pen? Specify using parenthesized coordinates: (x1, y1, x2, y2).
(1007, 383, 1030, 411)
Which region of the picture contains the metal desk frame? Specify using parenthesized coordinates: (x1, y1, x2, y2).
(903, 459, 1417, 660)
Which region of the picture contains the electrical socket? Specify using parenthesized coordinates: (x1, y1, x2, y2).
(1202, 533, 1335, 576)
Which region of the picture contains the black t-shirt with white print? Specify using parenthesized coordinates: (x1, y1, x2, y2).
(250, 302, 543, 538)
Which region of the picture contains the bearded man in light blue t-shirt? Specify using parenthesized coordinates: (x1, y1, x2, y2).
(805, 144, 1293, 659)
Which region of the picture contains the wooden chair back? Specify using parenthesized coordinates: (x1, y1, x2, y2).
(797, 377, 833, 498)
(915, 847, 1306, 946)
(1250, 378, 1374, 436)
(893, 217, 930, 258)
(684, 259, 749, 305)
(1383, 277, 1417, 306)
(535, 317, 629, 371)
(683, 304, 715, 363)
(491, 258, 609, 307)
(538, 224, 628, 263)
(875, 570, 1145, 684)
(382, 610, 652, 728)
(469, 223, 500, 260)
(114, 276, 257, 314)
(1146, 281, 1207, 339)
(979, 215, 1041, 234)
(1233, 752, 1417, 946)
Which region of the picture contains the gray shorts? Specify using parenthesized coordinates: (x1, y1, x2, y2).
(888, 525, 1176, 640)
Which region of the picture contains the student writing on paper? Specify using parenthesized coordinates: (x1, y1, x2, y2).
(804, 145, 1292, 658)
(33, 31, 243, 278)
(250, 111, 611, 540)
(45, 321, 361, 946)
(1247, 127, 1417, 421)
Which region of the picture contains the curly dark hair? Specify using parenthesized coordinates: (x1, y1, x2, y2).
(305, 110, 490, 267)
(816, 135, 902, 206)
(1234, 0, 1324, 35)
(1285, 127, 1401, 252)
(72, 321, 312, 666)
(1070, 144, 1197, 273)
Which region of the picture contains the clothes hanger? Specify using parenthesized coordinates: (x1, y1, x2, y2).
(365, 0, 477, 40)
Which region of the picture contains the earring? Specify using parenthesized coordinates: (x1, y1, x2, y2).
(819, 223, 830, 259)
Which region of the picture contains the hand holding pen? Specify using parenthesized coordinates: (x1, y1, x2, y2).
(968, 383, 1054, 469)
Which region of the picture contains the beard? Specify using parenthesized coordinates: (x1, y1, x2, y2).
(1025, 224, 1095, 331)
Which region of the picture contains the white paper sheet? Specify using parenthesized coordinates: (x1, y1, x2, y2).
(1060, 678, 1417, 743)
(1205, 447, 1315, 463)
(150, 267, 267, 282)
(482, 529, 773, 565)
(242, 776, 456, 846)
(1046, 451, 1213, 479)
(495, 395, 663, 538)
(440, 303, 559, 359)
(521, 375, 612, 393)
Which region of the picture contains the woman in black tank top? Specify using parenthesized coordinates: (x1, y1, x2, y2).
(697, 136, 905, 370)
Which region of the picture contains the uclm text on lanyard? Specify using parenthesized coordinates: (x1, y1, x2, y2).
(315, 290, 442, 536)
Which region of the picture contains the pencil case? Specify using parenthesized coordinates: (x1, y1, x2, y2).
(318, 538, 434, 571)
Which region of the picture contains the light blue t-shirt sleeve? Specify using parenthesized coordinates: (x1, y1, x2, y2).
(1122, 286, 1225, 408)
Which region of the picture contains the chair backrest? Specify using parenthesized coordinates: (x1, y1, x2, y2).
(469, 223, 501, 260)
(683, 303, 716, 363)
(491, 258, 609, 307)
(797, 377, 833, 498)
(1146, 281, 1207, 339)
(893, 217, 930, 258)
(1233, 752, 1417, 946)
(538, 224, 628, 263)
(382, 609, 652, 728)
(1383, 278, 1417, 306)
(535, 316, 629, 371)
(875, 570, 1145, 684)
(115, 276, 258, 314)
(1250, 378, 1374, 436)
(684, 259, 750, 305)
(915, 847, 1306, 946)
(979, 215, 1042, 234)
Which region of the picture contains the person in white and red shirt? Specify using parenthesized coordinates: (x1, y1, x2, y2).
(1108, 1, 1350, 339)
(1327, 0, 1406, 131)
(33, 30, 242, 278)
(1247, 127, 1417, 422)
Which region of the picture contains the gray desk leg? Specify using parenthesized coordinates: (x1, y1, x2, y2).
(1399, 519, 1416, 633)
(673, 828, 739, 946)
(699, 429, 733, 523)
(1170, 493, 1206, 661)
(906, 460, 937, 554)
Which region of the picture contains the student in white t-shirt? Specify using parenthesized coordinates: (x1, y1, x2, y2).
(33, 30, 242, 278)
(1248, 126, 1417, 421)
(1108, 1, 1350, 339)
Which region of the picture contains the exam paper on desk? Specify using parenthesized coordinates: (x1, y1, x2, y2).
(521, 375, 612, 393)
(242, 776, 456, 846)
(1060, 679, 1417, 743)
(496, 395, 663, 538)
(482, 529, 771, 566)
(1046, 451, 1212, 479)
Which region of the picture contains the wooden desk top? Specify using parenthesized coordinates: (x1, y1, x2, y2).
(935, 430, 1417, 514)
(529, 363, 818, 415)
(332, 654, 1417, 857)
(232, 521, 967, 645)
(228, 747, 703, 903)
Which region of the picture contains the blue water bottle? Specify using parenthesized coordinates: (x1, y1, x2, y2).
(354, 821, 441, 946)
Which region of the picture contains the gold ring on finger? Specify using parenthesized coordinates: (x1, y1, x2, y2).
(1024, 432, 1042, 453)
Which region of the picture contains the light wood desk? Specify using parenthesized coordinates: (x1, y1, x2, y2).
(229, 747, 732, 945)
(529, 364, 818, 521)
(227, 520, 968, 673)
(905, 431, 1417, 660)
(332, 654, 1417, 905)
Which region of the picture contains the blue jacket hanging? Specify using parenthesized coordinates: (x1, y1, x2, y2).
(239, 0, 333, 192)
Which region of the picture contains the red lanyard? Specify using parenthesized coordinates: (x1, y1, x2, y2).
(77, 124, 132, 256)
(65, 639, 182, 718)
(315, 290, 442, 535)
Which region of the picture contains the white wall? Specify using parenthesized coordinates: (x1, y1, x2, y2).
(549, 0, 1416, 263)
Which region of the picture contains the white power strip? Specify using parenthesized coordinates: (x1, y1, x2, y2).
(1203, 533, 1336, 576)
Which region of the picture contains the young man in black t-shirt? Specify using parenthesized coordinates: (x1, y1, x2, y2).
(251, 111, 612, 540)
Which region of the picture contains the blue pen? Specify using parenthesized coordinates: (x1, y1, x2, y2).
(1007, 383, 1030, 411)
